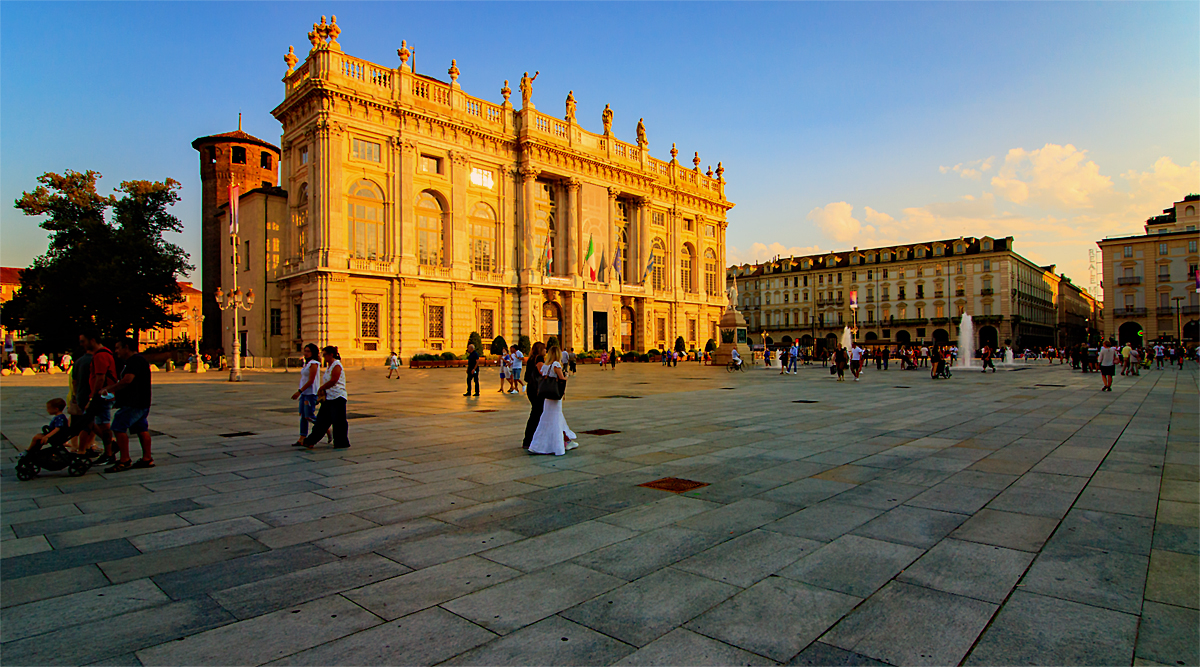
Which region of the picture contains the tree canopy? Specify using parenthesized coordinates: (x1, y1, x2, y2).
(1, 170, 193, 351)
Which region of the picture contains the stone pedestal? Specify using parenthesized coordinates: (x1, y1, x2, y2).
(711, 309, 751, 366)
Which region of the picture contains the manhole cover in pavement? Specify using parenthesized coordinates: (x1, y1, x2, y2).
(719, 387, 737, 390)
(219, 431, 256, 438)
(474, 409, 498, 413)
(582, 429, 621, 436)
(639, 477, 709, 494)
(792, 400, 819, 404)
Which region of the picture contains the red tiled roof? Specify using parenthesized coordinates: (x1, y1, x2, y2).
(178, 281, 202, 295)
(1, 267, 23, 285)
(191, 129, 279, 152)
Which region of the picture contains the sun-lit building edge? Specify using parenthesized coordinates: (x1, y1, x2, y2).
(726, 236, 1104, 352)
(1097, 195, 1200, 346)
(197, 17, 733, 366)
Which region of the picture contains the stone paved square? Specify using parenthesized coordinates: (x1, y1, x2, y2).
(1, 361, 1196, 665)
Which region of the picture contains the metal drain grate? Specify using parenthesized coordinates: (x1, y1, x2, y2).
(893, 386, 911, 389)
(639, 477, 709, 494)
(792, 400, 819, 404)
(582, 429, 621, 436)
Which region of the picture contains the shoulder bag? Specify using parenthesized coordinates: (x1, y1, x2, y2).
(539, 367, 566, 400)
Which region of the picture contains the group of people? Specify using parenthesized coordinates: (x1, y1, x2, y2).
(23, 330, 154, 474)
(7, 350, 73, 373)
(519, 342, 577, 456)
(290, 344, 350, 449)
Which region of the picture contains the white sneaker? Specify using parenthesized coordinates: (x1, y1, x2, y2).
(565, 441, 578, 451)
(854, 377, 859, 381)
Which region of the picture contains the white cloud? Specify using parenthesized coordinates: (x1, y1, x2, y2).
(940, 157, 995, 181)
(990, 143, 1112, 208)
(727, 241, 821, 265)
(806, 202, 876, 243)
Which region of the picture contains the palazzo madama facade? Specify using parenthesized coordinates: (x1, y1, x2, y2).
(236, 18, 732, 364)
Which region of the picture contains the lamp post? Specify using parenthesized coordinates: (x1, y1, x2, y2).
(214, 285, 254, 382)
(1173, 296, 1184, 343)
(188, 307, 205, 373)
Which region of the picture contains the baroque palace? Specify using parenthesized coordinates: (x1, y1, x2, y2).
(727, 236, 1104, 352)
(196, 17, 732, 365)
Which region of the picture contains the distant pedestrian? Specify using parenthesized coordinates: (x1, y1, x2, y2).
(292, 343, 320, 447)
(498, 349, 511, 393)
(850, 343, 864, 381)
(609, 347, 618, 371)
(386, 350, 400, 379)
(60, 352, 73, 372)
(508, 345, 525, 393)
(304, 346, 349, 449)
(981, 345, 996, 373)
(464, 344, 480, 397)
(834, 346, 848, 382)
(1098, 339, 1118, 391)
(80, 329, 118, 466)
(600, 349, 608, 370)
(568, 348, 578, 375)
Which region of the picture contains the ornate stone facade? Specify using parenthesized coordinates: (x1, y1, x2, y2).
(250, 18, 732, 363)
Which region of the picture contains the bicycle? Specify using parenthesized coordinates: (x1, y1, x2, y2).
(726, 360, 745, 373)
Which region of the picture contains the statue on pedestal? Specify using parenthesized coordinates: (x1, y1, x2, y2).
(602, 104, 613, 134)
(727, 277, 739, 312)
(565, 91, 576, 122)
(519, 71, 539, 109)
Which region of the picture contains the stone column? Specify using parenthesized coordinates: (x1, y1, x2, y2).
(519, 167, 540, 277)
(607, 187, 619, 285)
(448, 150, 470, 271)
(398, 139, 417, 267)
(565, 178, 581, 277)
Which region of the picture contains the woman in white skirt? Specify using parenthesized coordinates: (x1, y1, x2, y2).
(528, 344, 578, 455)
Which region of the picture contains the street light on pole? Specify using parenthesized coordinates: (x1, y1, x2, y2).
(188, 307, 204, 373)
(214, 286, 254, 382)
(1173, 296, 1184, 343)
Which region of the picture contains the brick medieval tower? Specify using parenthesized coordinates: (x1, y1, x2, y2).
(192, 117, 280, 347)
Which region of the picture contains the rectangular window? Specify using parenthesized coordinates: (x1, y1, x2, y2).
(867, 311, 875, 322)
(1159, 243, 1168, 255)
(882, 287, 889, 299)
(1125, 294, 1135, 308)
(479, 309, 494, 339)
(936, 304, 945, 318)
(352, 138, 381, 162)
(300, 146, 309, 165)
(260, 151, 273, 170)
(1124, 246, 1133, 258)
(270, 308, 282, 336)
(883, 269, 889, 279)
(294, 304, 302, 339)
(684, 218, 694, 231)
(688, 319, 696, 342)
(1159, 293, 1170, 309)
(705, 224, 716, 237)
(837, 273, 843, 284)
(1190, 241, 1198, 253)
(851, 271, 857, 282)
(244, 240, 251, 272)
(983, 259, 991, 271)
(361, 302, 380, 338)
(656, 317, 666, 342)
(427, 305, 444, 339)
(420, 155, 442, 174)
(652, 211, 665, 226)
(470, 167, 495, 189)
(231, 146, 246, 164)
(983, 303, 993, 316)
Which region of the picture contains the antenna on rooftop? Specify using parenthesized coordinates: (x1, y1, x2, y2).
(238, 112, 242, 132)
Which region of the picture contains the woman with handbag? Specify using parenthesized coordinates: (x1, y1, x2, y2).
(521, 342, 546, 449)
(528, 344, 577, 455)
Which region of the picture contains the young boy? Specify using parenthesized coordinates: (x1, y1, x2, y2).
(27, 398, 69, 454)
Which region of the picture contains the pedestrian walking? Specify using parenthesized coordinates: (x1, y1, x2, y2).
(80, 329, 118, 466)
(98, 337, 155, 472)
(609, 347, 618, 371)
(304, 346, 349, 449)
(834, 345, 849, 381)
(981, 345, 996, 373)
(464, 344, 480, 396)
(521, 342, 547, 449)
(1098, 339, 1118, 391)
(528, 345, 577, 455)
(386, 350, 400, 379)
(498, 349, 511, 393)
(508, 344, 525, 393)
(850, 343, 864, 381)
(568, 348, 578, 375)
(292, 343, 320, 447)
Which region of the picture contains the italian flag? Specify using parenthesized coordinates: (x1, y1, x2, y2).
(585, 235, 596, 281)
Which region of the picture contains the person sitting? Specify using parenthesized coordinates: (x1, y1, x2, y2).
(26, 398, 69, 454)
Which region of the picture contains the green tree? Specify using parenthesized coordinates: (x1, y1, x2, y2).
(674, 336, 686, 353)
(705, 338, 717, 353)
(546, 336, 559, 350)
(1, 171, 192, 351)
(468, 331, 483, 353)
(517, 334, 531, 355)
(490, 335, 508, 355)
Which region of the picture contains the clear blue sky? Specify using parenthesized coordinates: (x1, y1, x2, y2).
(3, 2, 1197, 293)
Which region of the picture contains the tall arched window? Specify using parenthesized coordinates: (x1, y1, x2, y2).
(651, 239, 667, 291)
(680, 245, 694, 292)
(469, 203, 496, 273)
(293, 182, 309, 256)
(534, 182, 557, 274)
(704, 248, 718, 295)
(348, 180, 384, 260)
(416, 191, 444, 266)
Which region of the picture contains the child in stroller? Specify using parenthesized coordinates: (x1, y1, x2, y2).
(931, 346, 952, 380)
(16, 398, 92, 480)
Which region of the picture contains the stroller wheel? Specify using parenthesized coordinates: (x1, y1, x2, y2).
(67, 458, 91, 477)
(16, 459, 38, 481)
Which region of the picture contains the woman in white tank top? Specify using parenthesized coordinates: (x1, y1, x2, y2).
(303, 346, 350, 449)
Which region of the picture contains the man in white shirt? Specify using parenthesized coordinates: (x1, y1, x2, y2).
(1098, 339, 1118, 391)
(508, 345, 525, 393)
(850, 344, 865, 381)
(788, 343, 799, 374)
(731, 348, 742, 369)
(1154, 344, 1165, 369)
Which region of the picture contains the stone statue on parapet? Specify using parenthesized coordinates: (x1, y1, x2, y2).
(636, 118, 646, 147)
(602, 104, 613, 134)
(520, 71, 539, 109)
(284, 46, 298, 75)
(565, 91, 576, 122)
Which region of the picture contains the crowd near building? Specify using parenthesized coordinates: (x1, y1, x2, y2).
(726, 236, 1105, 352)
(196, 17, 732, 366)
(1098, 195, 1200, 346)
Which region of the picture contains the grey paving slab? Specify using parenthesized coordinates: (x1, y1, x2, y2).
(314, 517, 451, 556)
(1074, 485, 1160, 519)
(441, 615, 636, 666)
(943, 469, 1019, 490)
(47, 514, 191, 549)
(1, 538, 141, 580)
(850, 505, 967, 549)
(481, 520, 637, 572)
(897, 538, 1033, 603)
(1136, 601, 1199, 667)
(760, 478, 856, 507)
(353, 494, 479, 525)
(821, 581, 997, 667)
(787, 642, 890, 666)
(687, 577, 861, 662)
(614, 628, 774, 666)
(99, 534, 268, 584)
(833, 480, 927, 511)
(432, 497, 547, 527)
(1051, 507, 1156, 556)
(136, 594, 381, 666)
(950, 509, 1060, 552)
(0, 503, 81, 528)
(1021, 544, 1149, 614)
(573, 526, 728, 581)
(1, 534, 51, 558)
(1, 578, 168, 642)
(0, 564, 108, 609)
(763, 501, 883, 542)
(562, 568, 739, 647)
(151, 543, 338, 600)
(964, 590, 1138, 666)
(345, 555, 523, 620)
(0, 597, 234, 666)
(1144, 549, 1199, 609)
(905, 483, 999, 515)
(777, 534, 924, 598)
(597, 495, 722, 531)
(267, 606, 496, 666)
(676, 529, 823, 588)
(212, 552, 410, 619)
(1091, 470, 1162, 494)
(675, 498, 798, 535)
(381, 527, 524, 569)
(128, 516, 270, 552)
(446, 562, 626, 635)
(180, 491, 329, 525)
(1153, 522, 1199, 556)
(490, 501, 612, 537)
(986, 485, 1080, 519)
(252, 513, 378, 549)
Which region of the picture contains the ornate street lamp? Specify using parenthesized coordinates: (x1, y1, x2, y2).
(188, 307, 205, 373)
(214, 286, 254, 382)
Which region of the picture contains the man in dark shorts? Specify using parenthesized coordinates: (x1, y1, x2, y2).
(1097, 338, 1118, 392)
(99, 337, 154, 472)
(80, 329, 118, 464)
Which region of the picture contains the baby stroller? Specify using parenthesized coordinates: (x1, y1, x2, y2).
(932, 359, 953, 379)
(15, 427, 92, 481)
